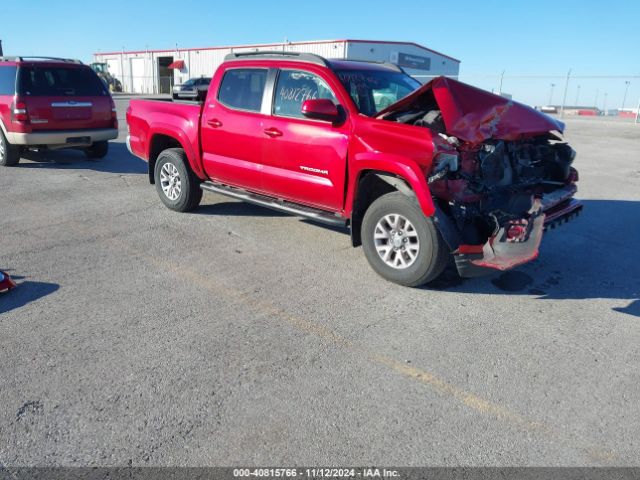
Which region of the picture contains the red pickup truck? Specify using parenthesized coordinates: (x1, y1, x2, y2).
(126, 52, 582, 287)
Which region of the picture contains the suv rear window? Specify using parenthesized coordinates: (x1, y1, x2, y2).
(217, 68, 267, 112)
(0, 66, 17, 95)
(17, 66, 107, 96)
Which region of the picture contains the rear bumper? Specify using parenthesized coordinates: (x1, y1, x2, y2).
(125, 134, 146, 161)
(6, 128, 118, 147)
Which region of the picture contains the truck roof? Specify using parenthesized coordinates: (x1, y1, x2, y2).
(223, 51, 403, 72)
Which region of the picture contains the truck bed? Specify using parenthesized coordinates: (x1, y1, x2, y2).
(126, 98, 204, 163)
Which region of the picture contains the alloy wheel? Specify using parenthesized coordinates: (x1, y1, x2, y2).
(160, 162, 182, 201)
(373, 213, 420, 269)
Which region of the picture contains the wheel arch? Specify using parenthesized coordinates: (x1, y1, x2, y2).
(147, 128, 201, 184)
(348, 160, 435, 247)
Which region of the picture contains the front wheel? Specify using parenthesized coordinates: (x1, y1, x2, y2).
(361, 192, 449, 287)
(154, 148, 202, 212)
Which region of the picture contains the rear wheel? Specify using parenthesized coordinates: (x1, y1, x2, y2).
(84, 141, 109, 159)
(361, 192, 449, 287)
(154, 148, 202, 212)
(0, 130, 21, 166)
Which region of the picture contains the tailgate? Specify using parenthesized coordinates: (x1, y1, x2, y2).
(18, 64, 113, 131)
(26, 96, 112, 131)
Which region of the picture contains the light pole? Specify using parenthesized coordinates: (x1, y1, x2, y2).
(603, 92, 608, 115)
(560, 68, 572, 118)
(621, 81, 630, 111)
(575, 85, 581, 106)
(548, 83, 556, 105)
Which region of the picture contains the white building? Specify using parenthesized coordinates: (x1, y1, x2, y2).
(93, 39, 460, 94)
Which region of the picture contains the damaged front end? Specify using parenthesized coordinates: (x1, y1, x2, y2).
(379, 77, 583, 277)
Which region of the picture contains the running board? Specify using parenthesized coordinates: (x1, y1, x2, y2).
(200, 181, 348, 227)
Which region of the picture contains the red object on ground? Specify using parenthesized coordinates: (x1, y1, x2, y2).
(0, 271, 16, 292)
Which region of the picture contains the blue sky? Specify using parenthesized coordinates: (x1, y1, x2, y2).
(2, 0, 638, 107)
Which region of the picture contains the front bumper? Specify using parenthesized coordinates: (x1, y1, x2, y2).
(454, 186, 583, 278)
(7, 128, 118, 148)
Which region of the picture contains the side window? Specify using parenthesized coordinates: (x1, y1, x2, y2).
(217, 68, 267, 112)
(273, 70, 337, 119)
(0, 66, 17, 95)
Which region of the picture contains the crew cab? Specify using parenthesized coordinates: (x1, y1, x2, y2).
(0, 56, 118, 166)
(126, 52, 582, 287)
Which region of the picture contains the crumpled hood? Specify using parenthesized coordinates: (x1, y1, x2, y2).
(377, 76, 565, 144)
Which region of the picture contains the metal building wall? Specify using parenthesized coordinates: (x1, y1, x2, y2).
(345, 41, 460, 82)
(94, 40, 457, 93)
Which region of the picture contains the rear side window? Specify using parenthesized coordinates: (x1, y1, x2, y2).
(0, 66, 17, 95)
(17, 66, 108, 96)
(217, 68, 267, 112)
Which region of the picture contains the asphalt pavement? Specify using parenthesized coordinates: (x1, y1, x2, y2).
(0, 99, 639, 466)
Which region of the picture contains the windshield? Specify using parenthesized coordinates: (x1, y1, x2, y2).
(334, 69, 421, 116)
(18, 66, 107, 96)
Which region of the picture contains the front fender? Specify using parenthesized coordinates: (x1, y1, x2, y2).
(346, 152, 435, 217)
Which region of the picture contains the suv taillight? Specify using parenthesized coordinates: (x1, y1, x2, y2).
(11, 98, 29, 123)
(110, 98, 118, 129)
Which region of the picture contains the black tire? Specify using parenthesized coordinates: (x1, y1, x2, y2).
(361, 192, 449, 287)
(0, 130, 21, 166)
(154, 148, 203, 212)
(172, 93, 179, 100)
(85, 141, 109, 159)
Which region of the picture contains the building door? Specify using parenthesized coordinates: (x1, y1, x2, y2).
(157, 56, 174, 94)
(130, 58, 145, 93)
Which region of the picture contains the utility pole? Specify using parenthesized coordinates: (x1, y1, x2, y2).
(621, 81, 630, 111)
(499, 70, 505, 94)
(603, 92, 608, 115)
(575, 85, 581, 106)
(548, 83, 556, 105)
(560, 68, 571, 118)
(120, 46, 125, 93)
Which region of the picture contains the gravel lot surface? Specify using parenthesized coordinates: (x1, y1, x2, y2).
(1, 100, 639, 466)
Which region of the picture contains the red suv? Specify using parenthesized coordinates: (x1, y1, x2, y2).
(0, 56, 118, 166)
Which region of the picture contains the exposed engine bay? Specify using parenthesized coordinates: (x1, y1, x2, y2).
(440, 138, 576, 245)
(379, 78, 581, 253)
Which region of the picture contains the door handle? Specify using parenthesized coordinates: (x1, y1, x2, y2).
(264, 127, 283, 138)
(207, 118, 223, 128)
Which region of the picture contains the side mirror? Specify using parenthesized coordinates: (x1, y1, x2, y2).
(301, 99, 340, 123)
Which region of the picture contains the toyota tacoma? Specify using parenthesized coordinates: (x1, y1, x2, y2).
(126, 51, 582, 287)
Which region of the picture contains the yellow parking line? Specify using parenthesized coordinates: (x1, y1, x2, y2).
(96, 232, 617, 463)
